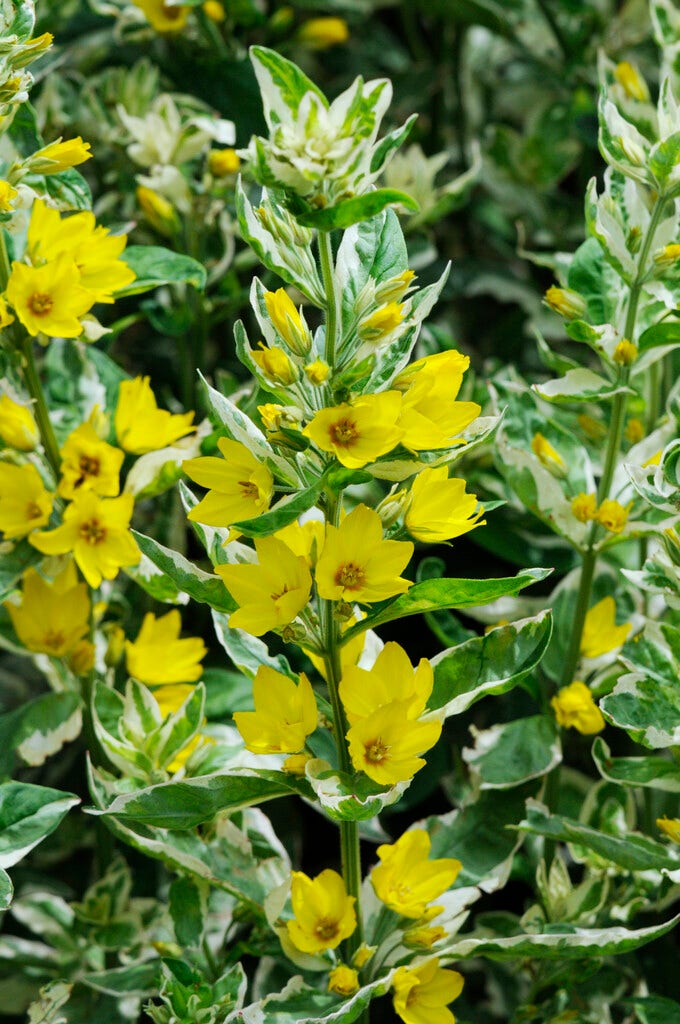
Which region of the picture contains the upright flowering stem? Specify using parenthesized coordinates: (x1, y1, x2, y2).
(322, 489, 364, 962)
(318, 230, 341, 369)
(558, 194, 668, 693)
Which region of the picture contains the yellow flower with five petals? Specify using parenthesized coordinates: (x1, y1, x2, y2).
(126, 610, 206, 685)
(233, 666, 317, 754)
(372, 829, 461, 919)
(4, 562, 90, 657)
(115, 376, 195, 454)
(303, 392, 403, 468)
(184, 438, 273, 528)
(286, 869, 357, 954)
(0, 462, 53, 538)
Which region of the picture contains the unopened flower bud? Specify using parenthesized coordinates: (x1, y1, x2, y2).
(625, 417, 644, 444)
(618, 135, 647, 167)
(28, 137, 92, 174)
(208, 147, 240, 176)
(297, 17, 349, 50)
(663, 526, 680, 565)
(375, 269, 416, 304)
(376, 489, 407, 529)
(104, 624, 126, 667)
(358, 301, 405, 344)
(304, 359, 330, 385)
(352, 944, 375, 968)
(68, 639, 95, 676)
(283, 751, 312, 775)
(136, 185, 181, 237)
(653, 243, 680, 270)
(202, 0, 225, 21)
(596, 499, 630, 534)
(252, 342, 299, 385)
(403, 924, 447, 949)
(614, 61, 650, 102)
(544, 286, 586, 320)
(333, 601, 354, 622)
(571, 492, 597, 523)
(281, 622, 308, 643)
(531, 432, 567, 478)
(327, 964, 359, 997)
(264, 288, 311, 355)
(577, 413, 607, 441)
(613, 339, 637, 366)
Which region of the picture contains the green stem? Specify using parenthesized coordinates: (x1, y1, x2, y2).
(318, 231, 340, 370)
(321, 491, 364, 967)
(18, 332, 61, 478)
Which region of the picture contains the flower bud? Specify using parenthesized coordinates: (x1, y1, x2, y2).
(624, 417, 644, 444)
(358, 302, 405, 344)
(596, 499, 630, 534)
(304, 359, 330, 385)
(618, 135, 647, 167)
(252, 342, 299, 385)
(136, 185, 181, 237)
(531, 432, 567, 478)
(327, 965, 359, 997)
(544, 286, 586, 320)
(653, 243, 680, 270)
(208, 147, 240, 176)
(68, 639, 95, 676)
(375, 269, 416, 304)
(614, 61, 650, 102)
(571, 492, 597, 523)
(202, 0, 225, 21)
(613, 339, 637, 366)
(264, 288, 311, 356)
(297, 17, 349, 50)
(28, 137, 92, 174)
(283, 752, 312, 776)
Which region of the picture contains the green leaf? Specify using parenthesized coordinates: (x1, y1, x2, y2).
(231, 476, 324, 536)
(0, 782, 80, 869)
(592, 737, 680, 792)
(116, 246, 206, 297)
(250, 45, 327, 126)
(211, 609, 294, 679)
(516, 801, 680, 871)
(567, 237, 619, 324)
(0, 538, 42, 603)
(341, 568, 551, 643)
(0, 692, 82, 772)
(628, 996, 680, 1024)
(601, 667, 680, 749)
(638, 321, 680, 353)
(8, 0, 35, 40)
(532, 368, 627, 403)
(132, 531, 235, 613)
(0, 867, 12, 912)
(295, 189, 419, 230)
(81, 961, 161, 997)
(464, 715, 561, 789)
(650, 131, 680, 186)
(431, 611, 552, 717)
(444, 913, 680, 962)
(169, 876, 206, 948)
(42, 168, 92, 211)
(370, 114, 418, 174)
(244, 973, 394, 1024)
(427, 783, 541, 893)
(305, 760, 409, 822)
(93, 769, 313, 829)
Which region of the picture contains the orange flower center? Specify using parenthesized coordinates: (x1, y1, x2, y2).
(79, 454, 101, 480)
(43, 629, 65, 651)
(27, 292, 54, 317)
(26, 500, 43, 520)
(239, 479, 259, 501)
(314, 917, 339, 941)
(79, 517, 107, 545)
(364, 737, 389, 764)
(334, 562, 366, 590)
(162, 2, 182, 17)
(329, 417, 359, 447)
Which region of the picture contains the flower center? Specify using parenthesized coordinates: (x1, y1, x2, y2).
(162, 2, 182, 17)
(239, 479, 259, 501)
(43, 629, 65, 651)
(27, 292, 54, 317)
(26, 500, 43, 520)
(79, 454, 101, 479)
(334, 562, 366, 591)
(314, 917, 339, 941)
(329, 417, 359, 447)
(364, 737, 389, 764)
(79, 517, 107, 545)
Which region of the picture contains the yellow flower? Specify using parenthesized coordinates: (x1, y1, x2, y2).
(375, 270, 416, 304)
(132, 0, 191, 32)
(283, 751, 313, 775)
(340, 641, 432, 725)
(302, 359, 329, 386)
(287, 869, 357, 953)
(405, 467, 485, 543)
(392, 959, 464, 1024)
(614, 61, 650, 102)
(577, 413, 606, 441)
(30, 491, 140, 589)
(613, 339, 637, 366)
(184, 438, 273, 528)
(126, 610, 206, 685)
(6, 256, 94, 338)
(4, 562, 90, 657)
(657, 817, 680, 844)
(403, 925, 448, 949)
(202, 0, 225, 21)
(136, 186, 181, 237)
(372, 829, 461, 919)
(0, 296, 15, 329)
(643, 450, 662, 468)
(115, 376, 195, 454)
(654, 243, 680, 269)
(347, 700, 441, 785)
(571, 492, 597, 523)
(297, 16, 349, 49)
(544, 286, 586, 320)
(234, 666, 317, 754)
(264, 289, 311, 356)
(359, 302, 405, 344)
(0, 462, 53, 538)
(274, 518, 325, 566)
(394, 352, 480, 452)
(252, 342, 298, 384)
(551, 681, 604, 735)
(27, 200, 136, 304)
(625, 418, 645, 444)
(68, 638, 95, 675)
(596, 499, 629, 534)
(216, 536, 312, 636)
(303, 392, 403, 468)
(580, 597, 631, 659)
(30, 137, 92, 173)
(0, 395, 38, 451)
(352, 945, 375, 968)
(531, 432, 566, 476)
(207, 147, 240, 176)
(315, 504, 413, 603)
(58, 421, 124, 500)
(0, 180, 18, 212)
(328, 965, 359, 997)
